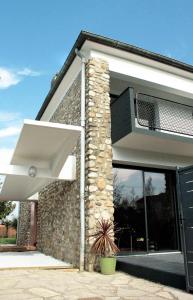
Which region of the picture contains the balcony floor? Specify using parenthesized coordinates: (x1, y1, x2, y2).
(114, 129, 193, 157)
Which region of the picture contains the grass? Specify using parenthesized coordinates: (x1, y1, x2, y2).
(0, 237, 16, 244)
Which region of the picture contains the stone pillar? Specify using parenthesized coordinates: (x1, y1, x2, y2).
(17, 201, 31, 246)
(30, 201, 38, 246)
(85, 58, 114, 271)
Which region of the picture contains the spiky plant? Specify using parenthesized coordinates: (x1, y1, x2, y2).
(90, 219, 119, 257)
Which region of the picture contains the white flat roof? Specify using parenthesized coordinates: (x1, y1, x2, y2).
(0, 120, 81, 201)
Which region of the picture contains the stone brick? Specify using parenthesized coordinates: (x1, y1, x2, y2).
(17, 201, 32, 246)
(97, 177, 106, 191)
(34, 58, 113, 271)
(36, 74, 81, 267)
(85, 58, 113, 271)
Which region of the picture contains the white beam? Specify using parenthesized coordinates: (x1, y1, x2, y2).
(59, 155, 76, 180)
(113, 146, 193, 169)
(0, 164, 51, 178)
(90, 50, 193, 98)
(0, 155, 77, 181)
(28, 193, 39, 201)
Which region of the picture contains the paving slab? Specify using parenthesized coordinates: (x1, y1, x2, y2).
(0, 269, 192, 299)
(0, 251, 71, 269)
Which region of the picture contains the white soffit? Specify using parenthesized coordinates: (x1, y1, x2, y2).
(113, 131, 193, 157)
(0, 119, 81, 201)
(81, 41, 193, 98)
(82, 40, 193, 80)
(112, 146, 193, 169)
(89, 50, 193, 98)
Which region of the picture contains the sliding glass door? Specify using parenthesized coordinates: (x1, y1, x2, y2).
(113, 169, 146, 253)
(145, 172, 178, 251)
(113, 167, 179, 254)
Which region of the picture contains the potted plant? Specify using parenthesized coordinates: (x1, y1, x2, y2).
(90, 218, 119, 275)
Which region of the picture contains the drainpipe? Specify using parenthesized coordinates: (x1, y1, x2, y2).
(75, 49, 86, 272)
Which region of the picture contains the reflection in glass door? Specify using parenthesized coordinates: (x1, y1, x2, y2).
(113, 169, 147, 253)
(113, 167, 179, 254)
(145, 172, 178, 251)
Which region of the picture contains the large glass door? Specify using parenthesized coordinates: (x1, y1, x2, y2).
(113, 167, 179, 254)
(113, 168, 147, 253)
(145, 172, 178, 251)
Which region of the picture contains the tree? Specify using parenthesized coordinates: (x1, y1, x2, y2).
(11, 218, 18, 230)
(0, 201, 16, 221)
(113, 170, 122, 206)
(145, 176, 155, 196)
(2, 220, 11, 238)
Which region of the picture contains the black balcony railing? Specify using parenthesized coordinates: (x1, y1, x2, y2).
(135, 93, 193, 137)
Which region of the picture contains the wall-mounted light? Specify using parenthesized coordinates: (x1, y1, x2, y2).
(28, 166, 37, 178)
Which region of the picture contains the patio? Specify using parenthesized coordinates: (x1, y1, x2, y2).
(0, 269, 192, 300)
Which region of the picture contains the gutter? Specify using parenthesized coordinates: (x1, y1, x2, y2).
(36, 31, 193, 121)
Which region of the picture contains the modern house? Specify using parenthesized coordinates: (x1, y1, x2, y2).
(1, 31, 193, 291)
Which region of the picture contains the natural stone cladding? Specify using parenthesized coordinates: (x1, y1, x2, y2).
(37, 74, 81, 267)
(85, 58, 114, 271)
(17, 201, 31, 246)
(37, 58, 113, 270)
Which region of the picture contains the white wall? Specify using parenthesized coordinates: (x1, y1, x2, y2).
(113, 146, 193, 169)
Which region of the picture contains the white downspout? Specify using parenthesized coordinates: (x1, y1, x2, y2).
(75, 49, 86, 271)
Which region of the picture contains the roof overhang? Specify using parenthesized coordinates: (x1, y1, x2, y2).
(36, 31, 193, 121)
(0, 120, 81, 201)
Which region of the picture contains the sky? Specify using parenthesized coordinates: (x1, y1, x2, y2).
(1, 0, 193, 162)
(0, 1, 193, 183)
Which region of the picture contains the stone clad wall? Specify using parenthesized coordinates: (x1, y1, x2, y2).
(36, 74, 81, 267)
(85, 58, 114, 271)
(36, 58, 113, 270)
(17, 201, 31, 246)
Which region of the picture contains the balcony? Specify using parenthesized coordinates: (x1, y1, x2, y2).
(111, 87, 193, 158)
(135, 93, 193, 137)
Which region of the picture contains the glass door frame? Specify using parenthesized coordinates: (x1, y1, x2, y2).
(113, 164, 181, 254)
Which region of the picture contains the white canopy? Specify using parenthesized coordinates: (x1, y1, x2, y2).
(0, 119, 81, 201)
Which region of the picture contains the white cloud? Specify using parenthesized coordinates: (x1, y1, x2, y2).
(0, 68, 20, 89)
(0, 113, 22, 191)
(164, 52, 173, 59)
(17, 67, 41, 77)
(0, 112, 20, 123)
(0, 67, 42, 89)
(0, 148, 14, 192)
(0, 148, 14, 164)
(0, 126, 20, 138)
(0, 111, 22, 151)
